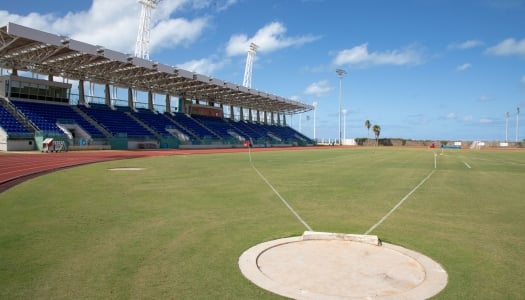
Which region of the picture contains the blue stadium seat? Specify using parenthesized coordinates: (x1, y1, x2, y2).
(0, 104, 33, 137)
(12, 100, 105, 138)
(78, 104, 154, 138)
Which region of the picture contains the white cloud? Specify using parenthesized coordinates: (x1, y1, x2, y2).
(446, 112, 457, 119)
(176, 57, 227, 75)
(485, 38, 525, 57)
(333, 43, 423, 67)
(479, 95, 493, 102)
(0, 0, 212, 56)
(479, 118, 493, 124)
(456, 63, 472, 71)
(303, 80, 332, 98)
(225, 21, 320, 57)
(150, 17, 208, 51)
(448, 40, 484, 50)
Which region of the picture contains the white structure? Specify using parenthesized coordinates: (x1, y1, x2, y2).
(243, 43, 258, 88)
(135, 0, 160, 60)
(342, 108, 348, 141)
(312, 102, 318, 140)
(505, 111, 510, 142)
(336, 69, 347, 145)
(516, 106, 520, 142)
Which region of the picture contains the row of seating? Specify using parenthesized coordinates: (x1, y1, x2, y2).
(78, 105, 153, 138)
(0, 102, 33, 136)
(11, 100, 106, 138)
(1, 99, 314, 145)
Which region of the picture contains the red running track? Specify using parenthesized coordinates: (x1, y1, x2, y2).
(0, 147, 325, 192)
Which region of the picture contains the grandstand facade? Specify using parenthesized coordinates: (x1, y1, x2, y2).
(0, 23, 314, 151)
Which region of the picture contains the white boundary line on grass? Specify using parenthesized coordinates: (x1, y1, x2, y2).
(364, 169, 436, 235)
(248, 147, 313, 231)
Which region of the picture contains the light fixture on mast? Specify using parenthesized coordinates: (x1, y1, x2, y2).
(135, 0, 161, 60)
(243, 43, 259, 88)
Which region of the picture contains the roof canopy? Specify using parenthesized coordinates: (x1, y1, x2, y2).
(0, 23, 313, 114)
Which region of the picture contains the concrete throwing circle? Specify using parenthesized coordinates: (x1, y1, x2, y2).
(239, 233, 447, 299)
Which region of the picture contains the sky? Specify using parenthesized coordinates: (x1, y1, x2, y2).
(1, 0, 525, 142)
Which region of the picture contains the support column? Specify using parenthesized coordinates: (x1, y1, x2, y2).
(105, 83, 111, 106)
(148, 91, 154, 111)
(256, 110, 260, 123)
(229, 105, 234, 120)
(165, 94, 171, 113)
(248, 108, 253, 122)
(239, 106, 244, 121)
(264, 111, 268, 124)
(128, 87, 134, 109)
(271, 112, 275, 125)
(78, 79, 85, 105)
(277, 113, 281, 126)
(283, 114, 287, 126)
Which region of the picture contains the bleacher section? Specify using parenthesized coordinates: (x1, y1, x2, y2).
(78, 104, 154, 138)
(130, 109, 189, 139)
(11, 100, 106, 139)
(192, 115, 245, 141)
(165, 113, 219, 140)
(229, 120, 266, 141)
(2, 98, 314, 150)
(0, 101, 33, 137)
(11, 100, 66, 136)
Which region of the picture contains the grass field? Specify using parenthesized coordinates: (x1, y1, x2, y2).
(1, 147, 524, 299)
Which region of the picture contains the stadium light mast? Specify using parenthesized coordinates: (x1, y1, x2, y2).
(517, 106, 521, 142)
(243, 43, 258, 88)
(505, 112, 510, 142)
(336, 69, 347, 145)
(342, 108, 348, 143)
(312, 101, 318, 140)
(135, 0, 161, 60)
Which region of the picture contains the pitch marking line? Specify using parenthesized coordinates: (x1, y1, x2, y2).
(365, 170, 436, 235)
(248, 148, 313, 231)
(463, 162, 472, 169)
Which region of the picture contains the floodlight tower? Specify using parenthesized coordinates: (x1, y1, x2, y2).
(517, 106, 521, 142)
(243, 43, 258, 88)
(342, 108, 348, 143)
(505, 111, 510, 142)
(336, 69, 347, 145)
(312, 101, 318, 140)
(135, 0, 161, 60)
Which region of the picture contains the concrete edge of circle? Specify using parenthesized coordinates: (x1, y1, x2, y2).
(239, 231, 448, 300)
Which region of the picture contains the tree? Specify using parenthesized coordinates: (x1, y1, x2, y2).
(364, 120, 371, 145)
(372, 124, 381, 146)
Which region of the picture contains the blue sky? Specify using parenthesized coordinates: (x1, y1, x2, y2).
(1, 0, 524, 141)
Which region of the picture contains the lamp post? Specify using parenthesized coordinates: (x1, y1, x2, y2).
(505, 112, 510, 142)
(342, 108, 347, 144)
(336, 69, 347, 145)
(517, 106, 521, 142)
(312, 101, 318, 140)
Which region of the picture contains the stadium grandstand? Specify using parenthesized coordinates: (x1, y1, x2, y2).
(0, 23, 314, 151)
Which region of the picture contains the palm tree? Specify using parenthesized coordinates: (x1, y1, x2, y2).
(364, 120, 371, 145)
(372, 124, 381, 146)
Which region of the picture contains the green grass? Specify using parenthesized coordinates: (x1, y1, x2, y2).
(1, 148, 524, 299)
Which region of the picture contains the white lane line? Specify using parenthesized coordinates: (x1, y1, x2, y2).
(248, 148, 313, 231)
(364, 170, 436, 235)
(463, 162, 472, 169)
